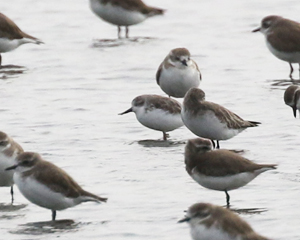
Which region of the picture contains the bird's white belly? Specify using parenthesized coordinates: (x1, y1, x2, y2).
(90, 0, 146, 26)
(190, 222, 237, 240)
(159, 67, 200, 98)
(266, 40, 300, 63)
(14, 173, 76, 210)
(181, 109, 241, 140)
(0, 38, 24, 52)
(191, 171, 256, 191)
(136, 108, 183, 132)
(0, 155, 15, 186)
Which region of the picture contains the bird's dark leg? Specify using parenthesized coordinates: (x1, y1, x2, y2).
(118, 26, 121, 39)
(163, 132, 169, 140)
(0, 54, 2, 67)
(52, 210, 56, 221)
(10, 186, 14, 204)
(289, 63, 294, 80)
(225, 190, 230, 208)
(211, 140, 216, 149)
(125, 26, 129, 38)
(216, 140, 220, 149)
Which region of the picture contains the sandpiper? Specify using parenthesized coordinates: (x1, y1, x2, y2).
(283, 85, 300, 117)
(6, 152, 107, 221)
(184, 138, 277, 206)
(253, 15, 300, 80)
(182, 88, 260, 148)
(0, 12, 43, 66)
(119, 94, 184, 140)
(0, 131, 23, 203)
(179, 202, 270, 240)
(156, 48, 201, 98)
(89, 0, 165, 38)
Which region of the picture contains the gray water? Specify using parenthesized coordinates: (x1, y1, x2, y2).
(0, 0, 299, 239)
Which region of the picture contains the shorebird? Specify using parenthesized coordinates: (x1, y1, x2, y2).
(182, 88, 260, 148)
(184, 138, 277, 206)
(119, 94, 183, 140)
(0, 12, 43, 67)
(6, 152, 107, 221)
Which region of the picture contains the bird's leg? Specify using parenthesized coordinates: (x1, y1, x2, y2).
(163, 132, 169, 140)
(52, 210, 56, 221)
(225, 190, 230, 208)
(0, 54, 2, 68)
(216, 140, 220, 149)
(125, 26, 129, 38)
(118, 26, 121, 39)
(10, 186, 14, 204)
(211, 140, 216, 149)
(289, 63, 294, 80)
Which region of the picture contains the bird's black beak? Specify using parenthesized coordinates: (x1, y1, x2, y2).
(181, 59, 188, 66)
(178, 216, 190, 223)
(119, 107, 133, 115)
(252, 27, 260, 32)
(5, 164, 17, 171)
(293, 106, 297, 118)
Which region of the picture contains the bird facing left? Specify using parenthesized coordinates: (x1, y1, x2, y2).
(6, 152, 107, 221)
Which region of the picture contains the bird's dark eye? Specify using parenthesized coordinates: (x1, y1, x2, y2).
(175, 57, 180, 61)
(22, 160, 30, 165)
(0, 141, 7, 146)
(262, 21, 270, 28)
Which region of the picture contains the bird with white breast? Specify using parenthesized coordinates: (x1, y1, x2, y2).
(119, 94, 183, 140)
(284, 85, 300, 118)
(89, 0, 165, 38)
(156, 48, 202, 98)
(6, 152, 107, 221)
(253, 15, 300, 80)
(0, 131, 23, 204)
(0, 12, 43, 67)
(182, 88, 260, 149)
(184, 138, 277, 207)
(179, 202, 270, 240)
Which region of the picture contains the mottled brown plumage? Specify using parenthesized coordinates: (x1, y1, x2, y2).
(156, 48, 202, 85)
(185, 138, 276, 177)
(184, 138, 276, 206)
(0, 131, 23, 157)
(0, 13, 39, 41)
(183, 88, 259, 129)
(261, 15, 300, 53)
(180, 203, 270, 240)
(19, 152, 107, 202)
(133, 95, 181, 114)
(100, 0, 164, 15)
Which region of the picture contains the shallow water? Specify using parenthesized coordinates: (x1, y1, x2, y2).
(0, 0, 300, 239)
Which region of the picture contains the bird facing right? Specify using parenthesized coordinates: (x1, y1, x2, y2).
(184, 138, 277, 207)
(253, 15, 300, 80)
(179, 202, 270, 240)
(284, 85, 300, 117)
(156, 48, 202, 98)
(0, 12, 43, 66)
(181, 88, 260, 148)
(6, 152, 107, 221)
